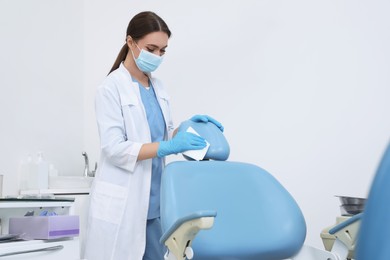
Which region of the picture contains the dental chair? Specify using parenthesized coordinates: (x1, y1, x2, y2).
(319, 141, 390, 260)
(355, 141, 390, 260)
(160, 120, 387, 260)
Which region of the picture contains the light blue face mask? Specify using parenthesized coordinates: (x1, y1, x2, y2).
(131, 43, 163, 73)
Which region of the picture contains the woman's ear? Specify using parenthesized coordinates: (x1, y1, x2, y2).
(126, 35, 133, 47)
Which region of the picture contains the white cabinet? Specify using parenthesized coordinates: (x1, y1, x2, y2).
(0, 199, 80, 259)
(19, 188, 90, 255)
(42, 190, 90, 255)
(0, 200, 75, 234)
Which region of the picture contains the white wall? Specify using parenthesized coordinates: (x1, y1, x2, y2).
(83, 0, 390, 247)
(0, 0, 85, 195)
(1, 0, 390, 248)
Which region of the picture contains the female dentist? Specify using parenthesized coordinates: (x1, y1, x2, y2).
(83, 11, 224, 260)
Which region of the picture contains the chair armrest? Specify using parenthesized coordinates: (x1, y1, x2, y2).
(161, 210, 217, 260)
(160, 210, 217, 244)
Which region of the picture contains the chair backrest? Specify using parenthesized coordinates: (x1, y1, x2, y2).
(178, 120, 230, 161)
(356, 141, 390, 260)
(160, 161, 306, 260)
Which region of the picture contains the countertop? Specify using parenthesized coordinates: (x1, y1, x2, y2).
(20, 188, 90, 195)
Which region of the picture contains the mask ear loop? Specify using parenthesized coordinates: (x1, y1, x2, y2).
(126, 35, 139, 61)
(133, 42, 142, 52)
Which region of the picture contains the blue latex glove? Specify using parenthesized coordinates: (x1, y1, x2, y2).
(190, 115, 224, 132)
(39, 210, 58, 216)
(157, 131, 207, 158)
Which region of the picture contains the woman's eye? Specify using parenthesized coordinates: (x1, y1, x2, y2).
(147, 48, 155, 52)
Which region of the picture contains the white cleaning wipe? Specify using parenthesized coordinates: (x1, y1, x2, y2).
(182, 127, 210, 161)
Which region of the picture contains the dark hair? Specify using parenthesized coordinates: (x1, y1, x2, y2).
(108, 11, 171, 74)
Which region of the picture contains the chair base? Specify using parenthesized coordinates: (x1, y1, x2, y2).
(291, 242, 348, 260)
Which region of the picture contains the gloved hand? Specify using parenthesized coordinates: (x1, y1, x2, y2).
(190, 115, 224, 132)
(157, 131, 207, 158)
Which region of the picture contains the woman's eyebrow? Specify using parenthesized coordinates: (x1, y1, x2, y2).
(146, 44, 168, 49)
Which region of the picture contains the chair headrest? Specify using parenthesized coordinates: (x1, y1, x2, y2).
(178, 120, 230, 161)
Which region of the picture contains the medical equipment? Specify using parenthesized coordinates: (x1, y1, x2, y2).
(159, 120, 390, 260)
(336, 195, 366, 216)
(321, 142, 390, 260)
(320, 196, 366, 259)
(321, 214, 361, 259)
(356, 141, 390, 259)
(131, 42, 163, 73)
(160, 121, 346, 260)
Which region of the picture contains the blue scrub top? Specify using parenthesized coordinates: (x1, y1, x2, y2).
(137, 79, 166, 220)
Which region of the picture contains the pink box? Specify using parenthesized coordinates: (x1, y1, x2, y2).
(9, 215, 79, 240)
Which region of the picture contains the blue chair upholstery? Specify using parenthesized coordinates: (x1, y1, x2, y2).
(161, 118, 390, 259)
(356, 142, 390, 260)
(160, 160, 306, 260)
(178, 120, 230, 161)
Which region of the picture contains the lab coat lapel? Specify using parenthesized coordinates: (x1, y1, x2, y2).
(116, 65, 151, 142)
(150, 78, 171, 136)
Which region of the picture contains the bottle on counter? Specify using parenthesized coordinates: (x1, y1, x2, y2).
(19, 152, 50, 191)
(19, 153, 34, 191)
(35, 151, 49, 190)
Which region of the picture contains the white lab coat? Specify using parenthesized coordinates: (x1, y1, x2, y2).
(83, 63, 174, 260)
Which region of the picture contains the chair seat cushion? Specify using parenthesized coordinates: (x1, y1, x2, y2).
(161, 161, 306, 260)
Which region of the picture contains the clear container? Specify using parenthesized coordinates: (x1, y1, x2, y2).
(35, 152, 49, 189)
(19, 154, 35, 190)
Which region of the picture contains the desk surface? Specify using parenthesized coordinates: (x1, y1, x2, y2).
(0, 199, 74, 209)
(20, 188, 90, 195)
